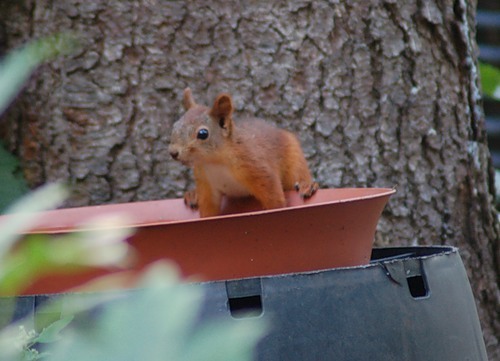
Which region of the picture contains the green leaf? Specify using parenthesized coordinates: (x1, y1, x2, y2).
(479, 62, 500, 100)
(0, 235, 57, 296)
(0, 33, 77, 114)
(34, 316, 74, 344)
(0, 142, 29, 214)
(0, 183, 68, 261)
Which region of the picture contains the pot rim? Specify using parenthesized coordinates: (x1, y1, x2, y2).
(5, 187, 396, 234)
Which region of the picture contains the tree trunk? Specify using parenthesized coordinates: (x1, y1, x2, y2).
(1, 0, 499, 358)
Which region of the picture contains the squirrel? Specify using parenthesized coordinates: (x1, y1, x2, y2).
(168, 88, 318, 217)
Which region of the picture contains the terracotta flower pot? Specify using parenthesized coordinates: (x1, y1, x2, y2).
(3, 188, 394, 295)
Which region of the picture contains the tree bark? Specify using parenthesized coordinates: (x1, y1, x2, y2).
(1, 0, 499, 358)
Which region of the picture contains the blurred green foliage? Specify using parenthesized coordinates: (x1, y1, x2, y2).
(479, 62, 500, 101)
(46, 268, 265, 361)
(0, 34, 77, 214)
(479, 62, 500, 205)
(0, 33, 76, 115)
(0, 142, 29, 214)
(0, 185, 265, 361)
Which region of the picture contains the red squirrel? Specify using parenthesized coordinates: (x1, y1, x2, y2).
(168, 88, 318, 217)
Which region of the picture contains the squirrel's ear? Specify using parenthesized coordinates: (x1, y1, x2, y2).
(209, 93, 233, 136)
(183, 88, 196, 110)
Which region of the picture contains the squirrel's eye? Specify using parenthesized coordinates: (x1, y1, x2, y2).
(197, 128, 209, 140)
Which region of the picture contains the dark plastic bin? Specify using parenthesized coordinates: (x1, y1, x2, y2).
(0, 246, 488, 360)
(199, 246, 487, 360)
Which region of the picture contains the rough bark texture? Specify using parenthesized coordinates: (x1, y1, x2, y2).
(1, 0, 499, 358)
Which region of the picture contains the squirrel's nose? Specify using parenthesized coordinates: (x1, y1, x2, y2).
(170, 150, 179, 160)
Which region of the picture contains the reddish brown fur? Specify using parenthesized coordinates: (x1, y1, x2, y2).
(169, 88, 318, 217)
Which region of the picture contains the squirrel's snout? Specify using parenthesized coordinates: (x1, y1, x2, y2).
(168, 144, 180, 160)
(170, 150, 179, 160)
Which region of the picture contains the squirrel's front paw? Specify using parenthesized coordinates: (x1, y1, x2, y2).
(184, 190, 199, 209)
(295, 181, 319, 199)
